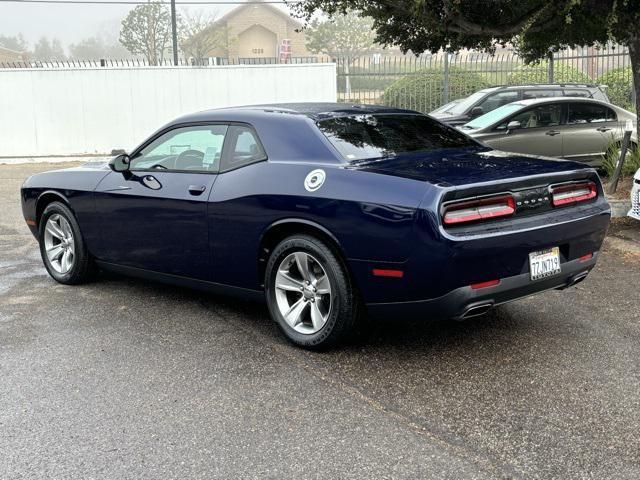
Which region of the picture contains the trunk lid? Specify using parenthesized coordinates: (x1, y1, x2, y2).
(350, 147, 592, 187)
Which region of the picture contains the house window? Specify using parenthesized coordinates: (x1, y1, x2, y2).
(252, 48, 264, 54)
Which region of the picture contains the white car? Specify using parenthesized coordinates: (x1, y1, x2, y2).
(629, 168, 640, 220)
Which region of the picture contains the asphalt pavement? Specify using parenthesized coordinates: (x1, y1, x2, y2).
(1, 163, 639, 479)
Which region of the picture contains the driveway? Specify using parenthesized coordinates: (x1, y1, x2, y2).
(1, 163, 639, 479)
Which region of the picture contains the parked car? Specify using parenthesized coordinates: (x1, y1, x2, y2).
(430, 84, 610, 126)
(629, 168, 640, 220)
(21, 103, 610, 349)
(459, 97, 637, 166)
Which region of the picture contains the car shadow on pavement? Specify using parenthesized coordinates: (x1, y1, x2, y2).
(98, 269, 543, 358)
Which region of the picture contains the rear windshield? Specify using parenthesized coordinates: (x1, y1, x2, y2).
(317, 114, 477, 162)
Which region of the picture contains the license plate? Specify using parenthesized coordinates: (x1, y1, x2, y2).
(529, 247, 561, 281)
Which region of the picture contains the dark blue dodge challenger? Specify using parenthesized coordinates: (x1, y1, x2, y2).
(22, 103, 610, 348)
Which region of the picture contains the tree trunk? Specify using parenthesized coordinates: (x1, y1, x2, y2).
(628, 35, 640, 142)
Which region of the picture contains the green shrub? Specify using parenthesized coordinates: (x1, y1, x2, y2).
(380, 67, 489, 112)
(602, 140, 640, 178)
(598, 66, 635, 111)
(337, 65, 401, 93)
(506, 61, 592, 85)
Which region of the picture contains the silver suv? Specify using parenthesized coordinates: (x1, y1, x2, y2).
(431, 84, 610, 126)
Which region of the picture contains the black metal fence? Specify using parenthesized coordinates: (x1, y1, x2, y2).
(336, 45, 635, 113)
(1, 44, 635, 113)
(0, 56, 320, 68)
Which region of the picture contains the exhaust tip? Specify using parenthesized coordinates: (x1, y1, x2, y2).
(569, 272, 588, 287)
(461, 303, 493, 319)
(557, 271, 589, 290)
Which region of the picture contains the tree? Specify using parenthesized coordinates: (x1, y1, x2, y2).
(306, 13, 377, 95)
(0, 34, 28, 53)
(68, 35, 130, 60)
(293, 1, 640, 138)
(32, 37, 66, 60)
(507, 62, 592, 85)
(180, 10, 228, 63)
(305, 12, 377, 59)
(599, 66, 634, 111)
(68, 37, 107, 60)
(119, 1, 173, 65)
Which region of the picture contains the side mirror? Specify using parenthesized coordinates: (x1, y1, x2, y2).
(506, 120, 522, 132)
(109, 153, 131, 173)
(470, 106, 484, 118)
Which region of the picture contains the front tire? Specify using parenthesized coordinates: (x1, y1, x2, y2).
(39, 201, 95, 285)
(265, 235, 359, 349)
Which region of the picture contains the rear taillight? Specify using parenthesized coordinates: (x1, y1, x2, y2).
(550, 181, 597, 207)
(443, 194, 515, 225)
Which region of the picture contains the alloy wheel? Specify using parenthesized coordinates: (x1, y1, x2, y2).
(274, 251, 332, 334)
(43, 213, 75, 274)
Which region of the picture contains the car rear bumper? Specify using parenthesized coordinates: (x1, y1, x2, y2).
(629, 179, 640, 220)
(365, 252, 598, 320)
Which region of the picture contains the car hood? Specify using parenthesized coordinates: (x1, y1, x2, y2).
(22, 160, 112, 190)
(350, 148, 591, 187)
(429, 112, 468, 124)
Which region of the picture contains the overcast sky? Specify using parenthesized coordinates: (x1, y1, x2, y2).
(0, 1, 294, 49)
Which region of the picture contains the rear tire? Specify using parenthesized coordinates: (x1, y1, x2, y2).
(265, 235, 359, 349)
(39, 201, 95, 285)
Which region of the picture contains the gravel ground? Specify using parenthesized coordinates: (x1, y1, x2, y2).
(1, 163, 639, 479)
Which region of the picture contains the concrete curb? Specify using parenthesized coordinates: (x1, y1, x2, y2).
(607, 198, 632, 218)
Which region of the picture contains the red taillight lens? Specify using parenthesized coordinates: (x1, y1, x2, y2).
(372, 269, 404, 278)
(550, 182, 597, 207)
(470, 279, 500, 289)
(443, 195, 515, 225)
(578, 253, 594, 262)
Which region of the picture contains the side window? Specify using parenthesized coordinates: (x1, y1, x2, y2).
(220, 125, 266, 172)
(563, 89, 592, 98)
(522, 89, 562, 99)
(476, 91, 519, 113)
(131, 125, 228, 172)
(567, 103, 616, 124)
(500, 104, 562, 129)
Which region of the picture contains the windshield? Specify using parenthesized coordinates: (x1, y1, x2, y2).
(464, 103, 525, 130)
(430, 100, 460, 115)
(442, 90, 493, 115)
(317, 114, 478, 162)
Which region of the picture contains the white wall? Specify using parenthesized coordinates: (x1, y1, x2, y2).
(0, 63, 336, 158)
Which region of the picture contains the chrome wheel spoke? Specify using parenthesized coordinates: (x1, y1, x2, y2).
(46, 244, 64, 262)
(46, 221, 64, 240)
(275, 271, 304, 292)
(61, 250, 72, 273)
(315, 274, 331, 295)
(310, 302, 325, 330)
(284, 296, 307, 327)
(294, 252, 312, 283)
(60, 218, 73, 238)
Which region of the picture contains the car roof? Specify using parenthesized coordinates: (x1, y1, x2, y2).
(488, 83, 602, 90)
(177, 103, 420, 123)
(510, 97, 612, 107)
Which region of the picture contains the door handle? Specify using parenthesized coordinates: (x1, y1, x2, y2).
(188, 185, 207, 196)
(596, 126, 612, 132)
(545, 130, 561, 136)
